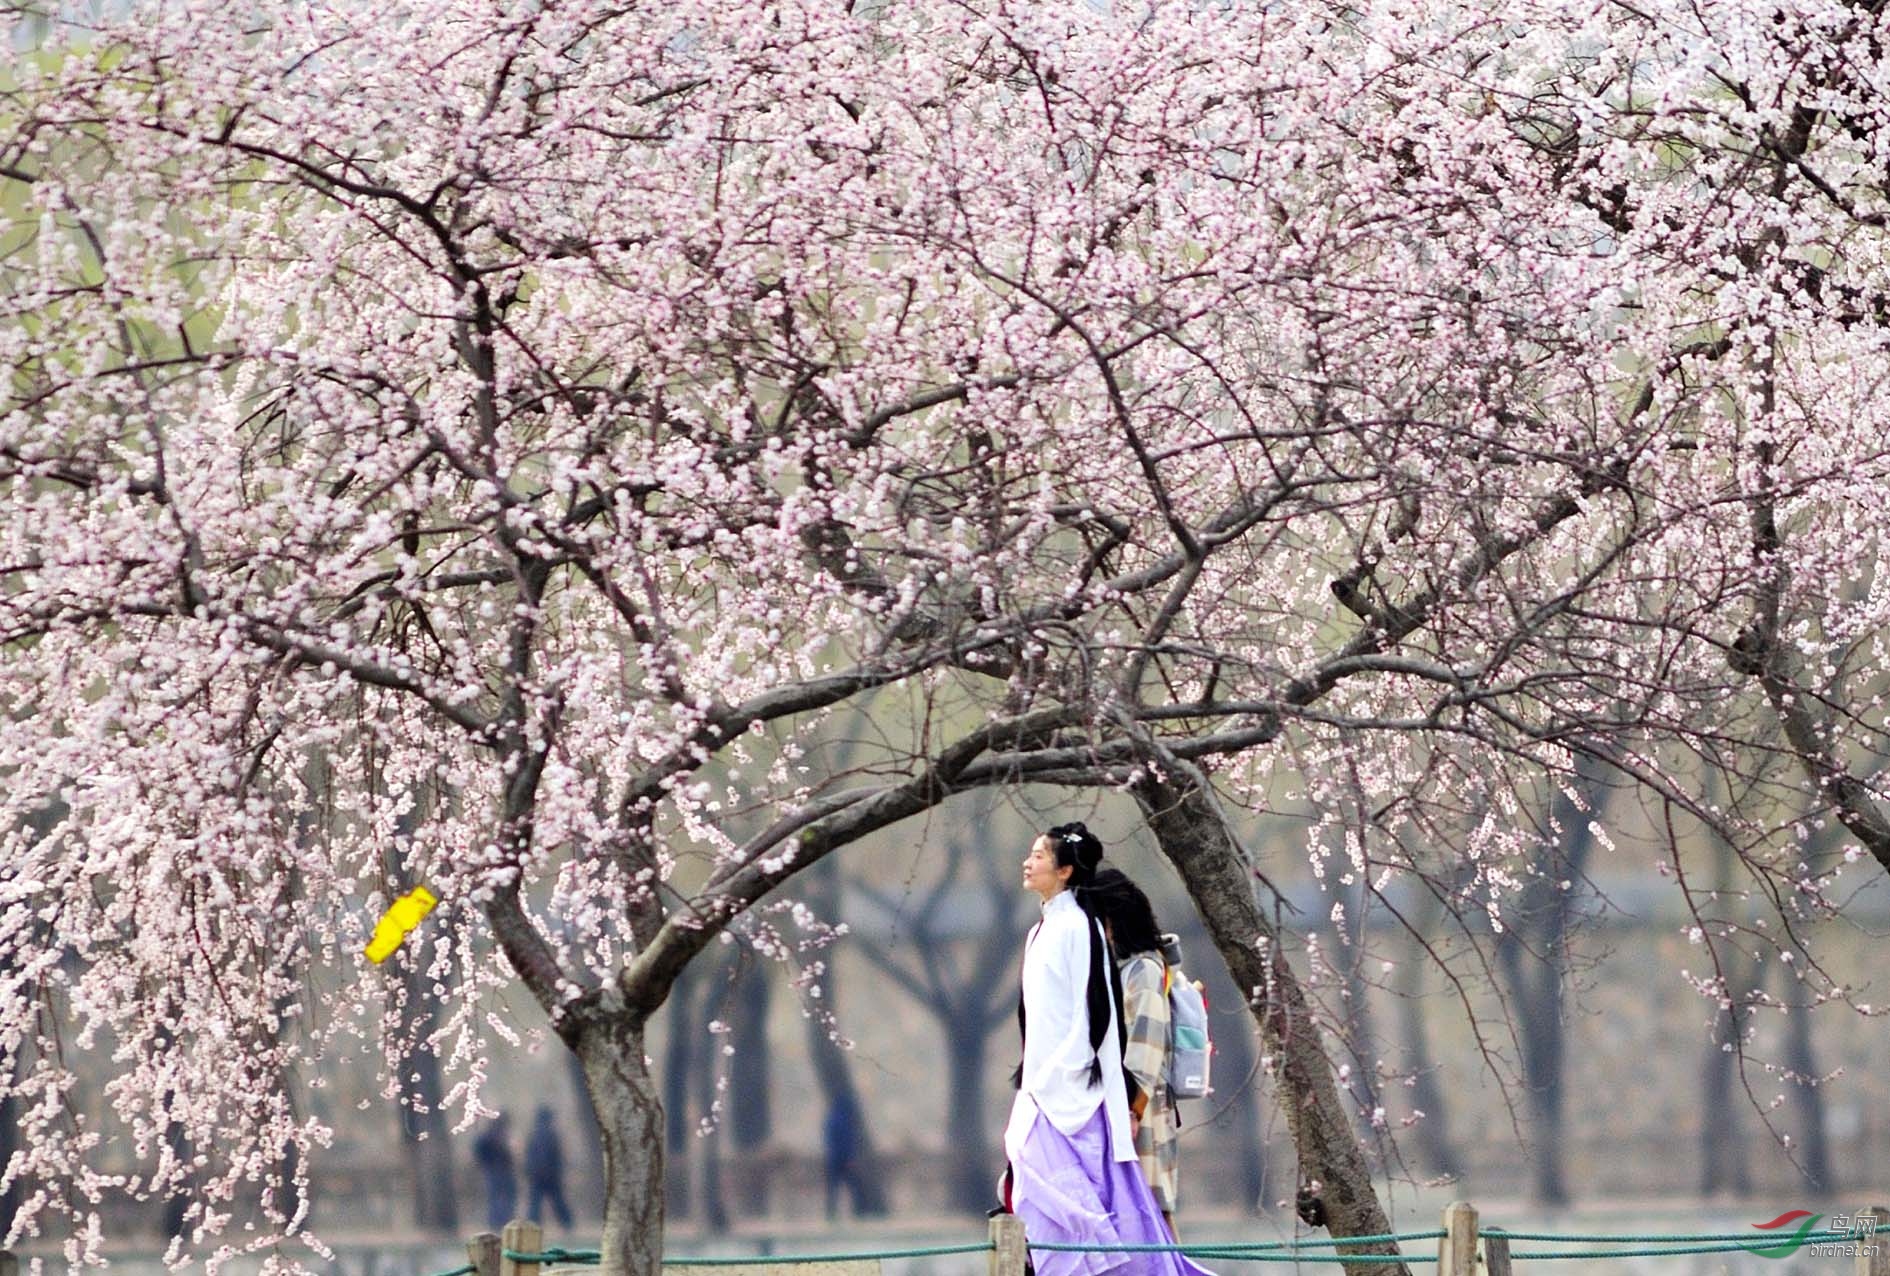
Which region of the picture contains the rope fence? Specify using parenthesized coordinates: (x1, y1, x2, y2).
(1031, 1230, 1446, 1251)
(430, 1202, 1890, 1276)
(665, 1246, 998, 1265)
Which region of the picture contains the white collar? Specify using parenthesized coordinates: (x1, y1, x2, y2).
(1041, 889, 1080, 917)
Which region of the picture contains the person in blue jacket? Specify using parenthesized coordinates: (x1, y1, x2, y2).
(525, 1104, 573, 1229)
(472, 1112, 517, 1231)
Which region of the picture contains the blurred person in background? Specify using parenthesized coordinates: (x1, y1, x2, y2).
(525, 1104, 573, 1229)
(473, 1112, 517, 1231)
(823, 1089, 867, 1220)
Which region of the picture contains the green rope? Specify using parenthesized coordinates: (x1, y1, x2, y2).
(1495, 1220, 1887, 1260)
(484, 1254, 1418, 1273)
(512, 1242, 1000, 1267)
(1495, 1223, 1889, 1243)
(504, 1245, 603, 1263)
(1167, 1254, 1412, 1266)
(667, 1244, 996, 1265)
(426, 1219, 1887, 1274)
(1032, 1231, 1443, 1252)
(1098, 1256, 1412, 1266)
(490, 1238, 1434, 1270)
(1496, 1224, 1882, 1240)
(1512, 1240, 1866, 1260)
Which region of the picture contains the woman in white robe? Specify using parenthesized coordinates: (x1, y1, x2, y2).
(1001, 823, 1213, 1276)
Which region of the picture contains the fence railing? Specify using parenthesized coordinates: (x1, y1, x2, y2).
(3, 1202, 1884, 1276)
(455, 1203, 1890, 1276)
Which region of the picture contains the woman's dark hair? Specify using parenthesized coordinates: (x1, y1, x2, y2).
(1048, 820, 1105, 884)
(1088, 868, 1164, 958)
(1016, 821, 1127, 1090)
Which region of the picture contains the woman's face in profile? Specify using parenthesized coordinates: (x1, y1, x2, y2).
(1023, 835, 1069, 899)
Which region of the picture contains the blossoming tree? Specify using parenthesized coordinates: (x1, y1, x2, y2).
(7, 0, 1890, 1272)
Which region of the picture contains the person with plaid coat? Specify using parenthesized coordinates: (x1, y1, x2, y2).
(1089, 869, 1184, 1238)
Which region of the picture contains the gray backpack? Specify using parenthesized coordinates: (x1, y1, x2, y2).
(1162, 960, 1212, 1100)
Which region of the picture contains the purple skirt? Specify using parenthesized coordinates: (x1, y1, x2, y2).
(1011, 1105, 1215, 1276)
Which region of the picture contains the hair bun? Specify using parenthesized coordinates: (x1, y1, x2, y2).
(1052, 820, 1105, 873)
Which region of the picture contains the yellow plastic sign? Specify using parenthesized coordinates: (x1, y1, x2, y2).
(365, 885, 438, 963)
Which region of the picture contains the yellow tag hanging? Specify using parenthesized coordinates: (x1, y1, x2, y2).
(365, 885, 438, 964)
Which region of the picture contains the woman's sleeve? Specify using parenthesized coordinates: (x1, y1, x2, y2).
(1120, 959, 1169, 1097)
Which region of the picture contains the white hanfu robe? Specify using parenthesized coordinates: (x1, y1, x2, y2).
(1003, 890, 1137, 1172)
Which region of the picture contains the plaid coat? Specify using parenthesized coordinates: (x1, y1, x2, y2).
(1118, 952, 1181, 1212)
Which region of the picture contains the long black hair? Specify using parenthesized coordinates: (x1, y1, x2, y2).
(1017, 821, 1129, 1089)
(1088, 868, 1164, 959)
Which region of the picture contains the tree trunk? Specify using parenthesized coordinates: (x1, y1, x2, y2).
(1518, 984, 1567, 1207)
(398, 942, 459, 1233)
(663, 964, 697, 1219)
(1494, 933, 1568, 1206)
(1335, 878, 1382, 1133)
(0, 1032, 20, 1242)
(728, 958, 774, 1216)
(1782, 822, 1840, 1193)
(0, 911, 25, 1243)
(162, 1117, 191, 1239)
(397, 1051, 458, 1233)
(1135, 777, 1410, 1276)
(945, 1023, 994, 1215)
(1524, 768, 1596, 1208)
(730, 962, 773, 1153)
(273, 974, 307, 1223)
(568, 1050, 609, 1220)
(1700, 953, 1761, 1195)
(1490, 766, 1596, 1207)
(1781, 987, 1833, 1190)
(388, 803, 457, 1232)
(574, 1013, 666, 1276)
(696, 961, 732, 1235)
(1391, 936, 1460, 1183)
(1699, 829, 1758, 1197)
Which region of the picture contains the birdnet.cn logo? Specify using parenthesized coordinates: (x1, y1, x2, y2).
(1744, 1210, 1881, 1259)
